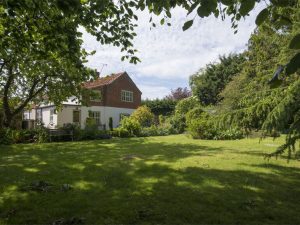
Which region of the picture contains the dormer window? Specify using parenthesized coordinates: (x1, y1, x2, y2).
(121, 90, 133, 102)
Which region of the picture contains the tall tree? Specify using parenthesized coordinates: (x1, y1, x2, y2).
(142, 98, 177, 116)
(1, 0, 299, 129)
(190, 54, 245, 106)
(218, 6, 300, 156)
(0, 0, 139, 127)
(165, 87, 191, 101)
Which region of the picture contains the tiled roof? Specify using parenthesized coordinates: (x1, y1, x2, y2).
(83, 72, 125, 88)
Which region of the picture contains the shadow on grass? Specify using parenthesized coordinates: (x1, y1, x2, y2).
(0, 138, 299, 224)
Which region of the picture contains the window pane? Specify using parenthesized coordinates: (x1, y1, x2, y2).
(50, 109, 54, 123)
(88, 111, 101, 125)
(121, 90, 133, 102)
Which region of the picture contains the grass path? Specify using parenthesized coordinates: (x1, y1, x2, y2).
(0, 135, 299, 224)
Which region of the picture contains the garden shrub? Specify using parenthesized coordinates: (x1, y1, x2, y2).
(168, 114, 186, 134)
(120, 117, 141, 136)
(0, 126, 49, 145)
(34, 125, 49, 143)
(175, 97, 201, 115)
(83, 118, 99, 139)
(186, 108, 244, 140)
(131, 105, 154, 127)
(214, 128, 244, 140)
(59, 123, 82, 141)
(187, 112, 217, 139)
(113, 127, 132, 138)
(0, 128, 14, 144)
(140, 125, 170, 137)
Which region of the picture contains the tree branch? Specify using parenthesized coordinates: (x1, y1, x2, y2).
(12, 76, 48, 116)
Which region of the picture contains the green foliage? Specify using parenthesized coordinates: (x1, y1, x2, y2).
(213, 5, 300, 156)
(185, 108, 244, 140)
(166, 114, 184, 134)
(190, 54, 245, 106)
(120, 117, 141, 136)
(186, 107, 205, 124)
(35, 125, 49, 143)
(0, 0, 140, 127)
(85, 118, 98, 131)
(142, 98, 177, 116)
(187, 112, 217, 139)
(1, 0, 299, 130)
(140, 125, 170, 137)
(288, 33, 300, 49)
(183, 20, 193, 31)
(214, 128, 244, 140)
(175, 97, 201, 115)
(255, 8, 269, 26)
(112, 127, 132, 138)
(130, 105, 154, 127)
(0, 126, 49, 144)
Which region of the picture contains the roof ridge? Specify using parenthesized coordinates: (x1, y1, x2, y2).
(83, 71, 126, 88)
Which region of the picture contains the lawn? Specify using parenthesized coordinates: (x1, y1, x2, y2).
(0, 135, 300, 224)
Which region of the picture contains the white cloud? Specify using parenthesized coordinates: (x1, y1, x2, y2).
(82, 3, 265, 99)
(138, 84, 170, 100)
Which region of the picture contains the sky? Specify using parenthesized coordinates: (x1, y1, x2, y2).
(82, 4, 264, 100)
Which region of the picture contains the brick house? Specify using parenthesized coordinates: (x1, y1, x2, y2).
(23, 72, 142, 129)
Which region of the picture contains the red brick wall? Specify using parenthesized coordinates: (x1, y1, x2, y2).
(89, 73, 141, 109)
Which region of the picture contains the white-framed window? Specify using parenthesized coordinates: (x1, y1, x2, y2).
(121, 90, 133, 102)
(23, 112, 29, 120)
(36, 109, 42, 123)
(73, 110, 80, 123)
(50, 108, 55, 124)
(119, 113, 130, 122)
(89, 111, 101, 125)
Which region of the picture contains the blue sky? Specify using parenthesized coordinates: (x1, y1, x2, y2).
(82, 4, 264, 99)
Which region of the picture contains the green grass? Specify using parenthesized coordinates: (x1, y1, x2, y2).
(0, 135, 300, 224)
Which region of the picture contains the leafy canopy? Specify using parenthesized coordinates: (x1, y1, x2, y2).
(190, 54, 245, 106)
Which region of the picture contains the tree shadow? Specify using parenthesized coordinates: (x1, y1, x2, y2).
(0, 138, 299, 224)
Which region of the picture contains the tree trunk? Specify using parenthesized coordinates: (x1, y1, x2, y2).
(2, 112, 12, 128)
(2, 66, 14, 128)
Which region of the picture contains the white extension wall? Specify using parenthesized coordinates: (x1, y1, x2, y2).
(57, 105, 81, 127)
(80, 106, 135, 129)
(40, 107, 57, 129)
(25, 104, 135, 129)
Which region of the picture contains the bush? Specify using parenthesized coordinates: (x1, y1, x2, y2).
(83, 118, 99, 139)
(140, 125, 170, 137)
(59, 123, 81, 141)
(175, 97, 201, 115)
(112, 127, 132, 138)
(34, 125, 49, 143)
(186, 108, 244, 140)
(214, 128, 244, 140)
(186, 107, 212, 139)
(187, 113, 217, 139)
(186, 107, 204, 124)
(131, 105, 154, 127)
(120, 117, 141, 136)
(0, 128, 14, 144)
(168, 114, 186, 134)
(0, 126, 49, 145)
